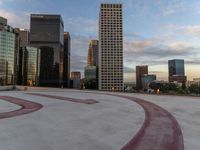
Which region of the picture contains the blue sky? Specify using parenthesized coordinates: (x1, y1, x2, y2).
(0, 0, 200, 82)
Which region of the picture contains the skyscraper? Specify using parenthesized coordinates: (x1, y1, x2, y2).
(87, 40, 98, 66)
(0, 17, 16, 86)
(63, 32, 70, 88)
(19, 29, 29, 47)
(30, 14, 64, 87)
(18, 47, 40, 86)
(136, 65, 148, 90)
(99, 3, 123, 91)
(168, 59, 187, 83)
(14, 28, 30, 85)
(85, 40, 99, 89)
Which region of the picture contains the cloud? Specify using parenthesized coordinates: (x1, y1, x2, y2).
(64, 17, 97, 36)
(0, 10, 29, 29)
(71, 54, 86, 71)
(124, 38, 199, 66)
(162, 24, 200, 38)
(124, 66, 135, 73)
(184, 25, 200, 37)
(124, 40, 154, 51)
(185, 60, 200, 65)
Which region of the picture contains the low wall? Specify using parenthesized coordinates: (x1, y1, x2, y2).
(0, 86, 15, 91)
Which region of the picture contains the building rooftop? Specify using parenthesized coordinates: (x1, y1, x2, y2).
(0, 87, 199, 149)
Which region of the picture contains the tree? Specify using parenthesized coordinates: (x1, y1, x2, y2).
(188, 84, 200, 95)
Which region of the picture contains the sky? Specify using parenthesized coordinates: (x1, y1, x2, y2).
(0, 0, 200, 82)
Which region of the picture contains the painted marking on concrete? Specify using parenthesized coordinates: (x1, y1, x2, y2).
(107, 94, 184, 150)
(27, 93, 99, 104)
(0, 96, 43, 119)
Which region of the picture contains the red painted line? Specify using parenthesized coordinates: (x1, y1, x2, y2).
(106, 94, 184, 150)
(27, 93, 99, 104)
(0, 96, 43, 119)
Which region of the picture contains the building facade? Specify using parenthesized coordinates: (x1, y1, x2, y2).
(168, 59, 187, 83)
(99, 3, 123, 91)
(70, 71, 81, 89)
(141, 74, 156, 90)
(85, 40, 99, 89)
(87, 40, 99, 66)
(18, 46, 40, 86)
(19, 29, 29, 47)
(30, 14, 64, 87)
(63, 32, 70, 88)
(136, 65, 148, 90)
(84, 66, 97, 89)
(0, 17, 16, 86)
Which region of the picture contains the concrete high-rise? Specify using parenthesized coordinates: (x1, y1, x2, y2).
(30, 14, 64, 87)
(19, 29, 29, 47)
(99, 3, 123, 91)
(168, 59, 187, 83)
(63, 32, 70, 88)
(136, 65, 148, 90)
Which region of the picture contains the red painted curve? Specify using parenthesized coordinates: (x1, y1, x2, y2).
(0, 96, 43, 119)
(108, 94, 184, 150)
(62, 91, 184, 149)
(27, 93, 99, 104)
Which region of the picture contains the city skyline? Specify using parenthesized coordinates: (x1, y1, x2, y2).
(1, 0, 200, 82)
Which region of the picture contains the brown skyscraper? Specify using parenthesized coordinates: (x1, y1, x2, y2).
(136, 65, 148, 90)
(87, 40, 98, 66)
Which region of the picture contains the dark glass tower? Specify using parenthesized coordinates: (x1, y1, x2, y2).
(136, 65, 148, 90)
(30, 14, 64, 87)
(168, 59, 187, 83)
(63, 32, 70, 88)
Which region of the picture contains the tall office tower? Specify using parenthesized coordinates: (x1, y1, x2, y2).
(136, 65, 148, 90)
(85, 40, 99, 89)
(19, 29, 29, 47)
(63, 32, 70, 88)
(30, 14, 64, 87)
(14, 28, 20, 86)
(18, 47, 40, 86)
(168, 59, 187, 83)
(99, 3, 123, 91)
(87, 40, 99, 66)
(14, 28, 29, 85)
(0, 17, 16, 86)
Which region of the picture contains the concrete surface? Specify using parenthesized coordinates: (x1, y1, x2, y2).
(0, 88, 199, 150)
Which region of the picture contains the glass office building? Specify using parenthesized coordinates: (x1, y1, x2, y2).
(30, 14, 64, 87)
(168, 59, 187, 83)
(18, 46, 40, 86)
(0, 17, 16, 85)
(141, 74, 156, 90)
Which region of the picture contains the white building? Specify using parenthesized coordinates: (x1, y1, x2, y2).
(98, 3, 123, 91)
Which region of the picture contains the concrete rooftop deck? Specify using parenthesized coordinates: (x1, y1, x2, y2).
(0, 87, 199, 150)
